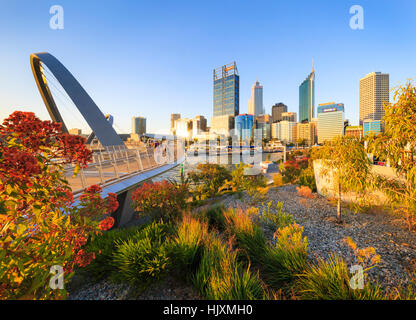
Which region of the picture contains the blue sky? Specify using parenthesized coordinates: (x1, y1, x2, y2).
(0, 0, 415, 134)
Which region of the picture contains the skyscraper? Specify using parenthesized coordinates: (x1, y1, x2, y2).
(213, 62, 239, 117)
(299, 66, 315, 123)
(317, 103, 344, 144)
(248, 80, 263, 116)
(359, 72, 389, 126)
(281, 112, 297, 122)
(271, 103, 287, 123)
(235, 114, 255, 141)
(171, 113, 181, 133)
(132, 116, 146, 135)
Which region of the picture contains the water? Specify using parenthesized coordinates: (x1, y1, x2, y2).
(152, 152, 283, 183)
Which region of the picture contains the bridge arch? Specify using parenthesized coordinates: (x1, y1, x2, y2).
(30, 52, 124, 147)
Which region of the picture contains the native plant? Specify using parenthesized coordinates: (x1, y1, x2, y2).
(0, 111, 118, 300)
(312, 136, 371, 223)
(366, 81, 416, 230)
(131, 180, 189, 221)
(187, 163, 231, 199)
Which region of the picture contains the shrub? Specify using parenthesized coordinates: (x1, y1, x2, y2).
(267, 223, 308, 285)
(224, 208, 268, 265)
(296, 186, 315, 199)
(188, 164, 232, 199)
(279, 160, 301, 184)
(200, 204, 226, 232)
(273, 174, 284, 187)
(298, 167, 317, 192)
(193, 233, 265, 300)
(0, 112, 117, 300)
(296, 253, 383, 300)
(111, 220, 172, 287)
(83, 225, 146, 281)
(260, 201, 293, 232)
(169, 214, 208, 276)
(131, 180, 189, 221)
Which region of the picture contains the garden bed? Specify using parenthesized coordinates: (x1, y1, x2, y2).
(216, 184, 416, 292)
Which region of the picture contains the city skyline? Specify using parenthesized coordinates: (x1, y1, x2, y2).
(1, 1, 415, 135)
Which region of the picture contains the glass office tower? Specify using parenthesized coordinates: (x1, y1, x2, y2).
(299, 67, 315, 123)
(235, 114, 254, 141)
(213, 62, 239, 117)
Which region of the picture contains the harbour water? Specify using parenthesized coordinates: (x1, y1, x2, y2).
(152, 152, 283, 183)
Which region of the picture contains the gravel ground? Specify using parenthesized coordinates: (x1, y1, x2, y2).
(69, 184, 416, 299)
(217, 185, 416, 292)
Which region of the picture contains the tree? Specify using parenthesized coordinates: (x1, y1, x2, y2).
(0, 111, 118, 299)
(312, 136, 371, 223)
(366, 81, 416, 230)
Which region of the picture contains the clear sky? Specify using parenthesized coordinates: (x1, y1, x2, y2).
(1, 0, 415, 134)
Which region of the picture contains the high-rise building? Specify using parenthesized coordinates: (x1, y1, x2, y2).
(317, 103, 345, 144)
(297, 122, 317, 146)
(363, 119, 382, 136)
(235, 114, 255, 141)
(171, 114, 181, 133)
(271, 103, 287, 123)
(345, 126, 363, 138)
(299, 66, 315, 123)
(271, 121, 297, 144)
(213, 62, 239, 117)
(210, 115, 235, 136)
(248, 80, 263, 116)
(359, 72, 389, 127)
(132, 116, 146, 135)
(69, 128, 82, 135)
(192, 115, 207, 136)
(256, 114, 272, 140)
(281, 112, 297, 122)
(174, 118, 193, 139)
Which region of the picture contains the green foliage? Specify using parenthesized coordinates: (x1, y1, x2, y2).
(131, 180, 189, 221)
(260, 201, 294, 232)
(200, 204, 227, 232)
(188, 163, 232, 199)
(299, 167, 317, 192)
(111, 221, 172, 286)
(193, 233, 265, 300)
(168, 214, 207, 276)
(366, 81, 416, 230)
(312, 136, 371, 222)
(296, 253, 383, 300)
(83, 225, 146, 281)
(263, 223, 308, 288)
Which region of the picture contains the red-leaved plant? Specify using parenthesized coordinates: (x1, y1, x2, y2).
(131, 180, 188, 221)
(0, 111, 118, 300)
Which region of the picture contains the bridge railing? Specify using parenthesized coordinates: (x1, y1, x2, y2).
(65, 140, 184, 194)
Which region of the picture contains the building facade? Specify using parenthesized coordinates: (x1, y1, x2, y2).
(248, 80, 264, 116)
(235, 114, 255, 141)
(297, 122, 317, 146)
(363, 119, 382, 136)
(210, 115, 235, 136)
(256, 114, 271, 140)
(359, 72, 389, 126)
(271, 103, 288, 123)
(299, 67, 315, 123)
(192, 115, 207, 137)
(271, 121, 297, 144)
(281, 112, 297, 122)
(345, 126, 363, 138)
(132, 116, 146, 135)
(213, 62, 239, 117)
(170, 113, 181, 133)
(174, 118, 193, 139)
(317, 103, 344, 144)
